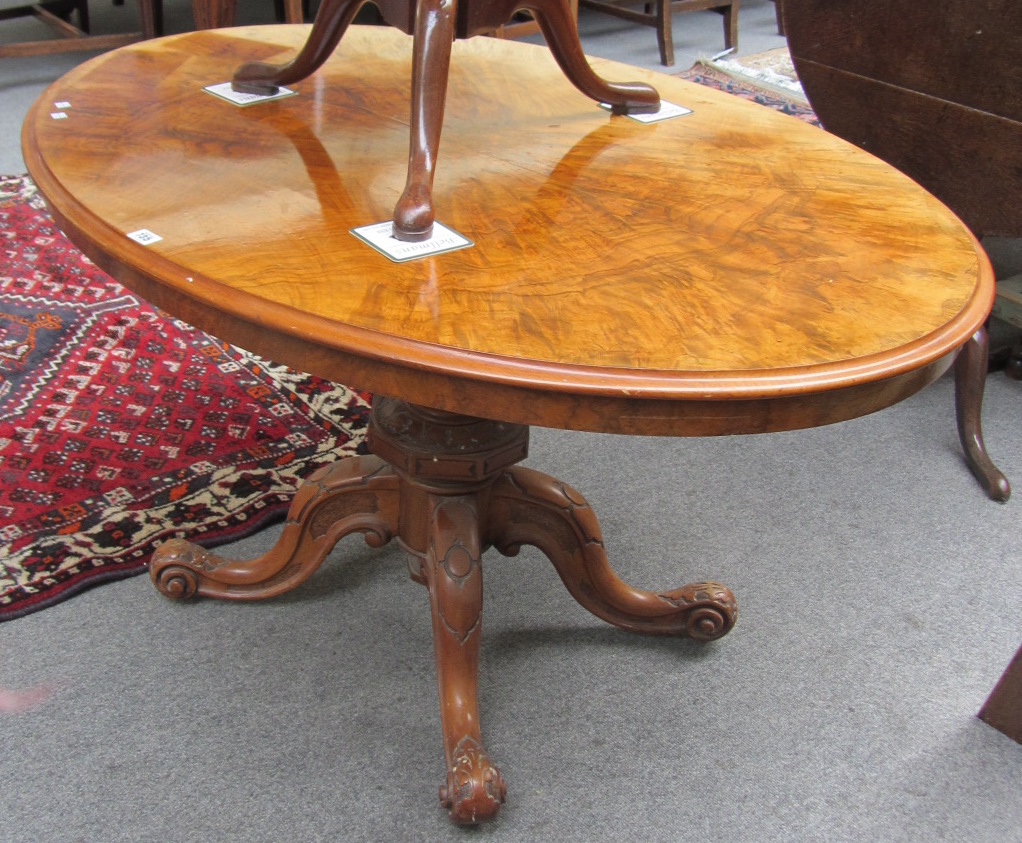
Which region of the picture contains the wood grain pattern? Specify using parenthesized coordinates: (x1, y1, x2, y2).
(784, 0, 1022, 122)
(23, 26, 994, 434)
(784, 0, 1022, 238)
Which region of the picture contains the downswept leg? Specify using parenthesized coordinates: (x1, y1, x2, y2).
(392, 0, 456, 241)
(418, 496, 506, 824)
(955, 326, 1010, 502)
(525, 0, 660, 114)
(488, 466, 737, 640)
(150, 455, 400, 600)
(231, 0, 366, 94)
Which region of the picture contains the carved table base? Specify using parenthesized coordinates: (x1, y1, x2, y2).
(150, 396, 736, 824)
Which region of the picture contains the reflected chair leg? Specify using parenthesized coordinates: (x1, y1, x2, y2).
(231, 0, 365, 94)
(489, 466, 737, 640)
(526, 0, 661, 114)
(954, 326, 1011, 502)
(392, 0, 456, 242)
(150, 455, 400, 600)
(414, 496, 506, 825)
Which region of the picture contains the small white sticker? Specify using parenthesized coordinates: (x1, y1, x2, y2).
(54, 101, 72, 109)
(50, 112, 69, 120)
(203, 82, 297, 107)
(127, 229, 163, 245)
(599, 100, 693, 123)
(351, 221, 472, 263)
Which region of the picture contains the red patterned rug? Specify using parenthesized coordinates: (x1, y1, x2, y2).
(675, 60, 820, 126)
(0, 175, 370, 622)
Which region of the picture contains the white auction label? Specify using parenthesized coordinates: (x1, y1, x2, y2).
(203, 82, 297, 107)
(599, 100, 693, 123)
(126, 229, 163, 246)
(351, 221, 473, 263)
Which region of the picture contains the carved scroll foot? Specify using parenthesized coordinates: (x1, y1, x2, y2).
(955, 326, 1011, 502)
(439, 736, 507, 824)
(150, 455, 400, 600)
(488, 466, 737, 640)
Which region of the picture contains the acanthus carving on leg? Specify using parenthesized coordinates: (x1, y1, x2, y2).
(440, 735, 506, 819)
(150, 455, 400, 600)
(422, 495, 506, 824)
(954, 326, 1010, 502)
(488, 466, 736, 640)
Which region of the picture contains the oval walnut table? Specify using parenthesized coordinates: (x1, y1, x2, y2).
(22, 24, 1005, 824)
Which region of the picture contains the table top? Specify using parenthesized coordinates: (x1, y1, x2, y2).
(22, 25, 994, 436)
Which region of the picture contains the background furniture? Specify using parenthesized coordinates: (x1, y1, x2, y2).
(980, 644, 1022, 744)
(784, 0, 1022, 241)
(145, 0, 304, 34)
(578, 0, 738, 65)
(483, 0, 578, 39)
(784, 0, 1022, 364)
(784, 0, 1022, 729)
(0, 0, 155, 55)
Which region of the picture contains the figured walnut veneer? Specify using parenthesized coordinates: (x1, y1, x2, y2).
(22, 26, 996, 436)
(22, 26, 1003, 824)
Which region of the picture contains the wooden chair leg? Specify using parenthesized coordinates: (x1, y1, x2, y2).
(722, 0, 737, 49)
(656, 0, 673, 66)
(138, 0, 159, 39)
(191, 0, 238, 29)
(73, 0, 89, 32)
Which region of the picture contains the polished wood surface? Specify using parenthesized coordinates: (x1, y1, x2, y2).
(784, 0, 1022, 239)
(228, 0, 659, 239)
(23, 25, 995, 437)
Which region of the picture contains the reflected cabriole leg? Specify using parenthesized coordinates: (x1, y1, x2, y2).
(488, 466, 737, 640)
(416, 496, 506, 824)
(525, 0, 660, 114)
(231, 0, 366, 94)
(150, 455, 400, 600)
(955, 326, 1011, 502)
(392, 0, 456, 242)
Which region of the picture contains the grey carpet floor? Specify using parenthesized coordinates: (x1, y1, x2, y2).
(3, 2, 1022, 841)
(3, 373, 1022, 842)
